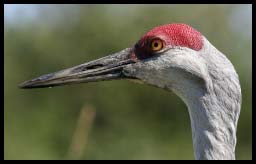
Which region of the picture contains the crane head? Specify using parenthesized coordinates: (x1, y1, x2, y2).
(18, 23, 243, 160)
(19, 23, 209, 95)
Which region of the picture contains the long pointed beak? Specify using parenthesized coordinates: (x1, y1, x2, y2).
(19, 48, 136, 89)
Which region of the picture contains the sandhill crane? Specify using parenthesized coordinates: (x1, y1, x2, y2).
(19, 23, 241, 160)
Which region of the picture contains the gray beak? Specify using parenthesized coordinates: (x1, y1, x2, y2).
(19, 48, 136, 89)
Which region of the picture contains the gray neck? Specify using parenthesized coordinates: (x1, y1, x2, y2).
(180, 39, 241, 159)
(186, 93, 237, 160)
(170, 74, 239, 160)
(170, 41, 241, 159)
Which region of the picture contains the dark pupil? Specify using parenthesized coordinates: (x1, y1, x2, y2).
(154, 42, 158, 47)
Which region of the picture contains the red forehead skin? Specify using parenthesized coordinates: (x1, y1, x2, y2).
(138, 23, 203, 51)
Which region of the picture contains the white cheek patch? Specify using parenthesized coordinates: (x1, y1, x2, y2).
(125, 47, 209, 90)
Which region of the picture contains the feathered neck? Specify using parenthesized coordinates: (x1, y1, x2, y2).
(179, 37, 241, 160)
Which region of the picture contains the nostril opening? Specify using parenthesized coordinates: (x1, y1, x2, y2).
(86, 64, 103, 70)
(71, 64, 104, 73)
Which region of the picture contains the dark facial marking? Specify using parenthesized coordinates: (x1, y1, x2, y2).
(133, 36, 162, 60)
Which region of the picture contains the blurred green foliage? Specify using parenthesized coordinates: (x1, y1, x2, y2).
(4, 4, 251, 160)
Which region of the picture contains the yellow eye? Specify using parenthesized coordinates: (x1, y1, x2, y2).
(151, 39, 164, 51)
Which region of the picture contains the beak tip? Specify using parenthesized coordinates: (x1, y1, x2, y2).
(18, 80, 39, 89)
(18, 81, 31, 89)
